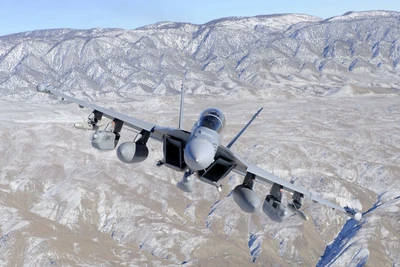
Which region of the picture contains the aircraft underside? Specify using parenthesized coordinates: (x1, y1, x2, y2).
(37, 83, 362, 224)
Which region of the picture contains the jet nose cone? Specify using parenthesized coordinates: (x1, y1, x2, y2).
(184, 138, 215, 171)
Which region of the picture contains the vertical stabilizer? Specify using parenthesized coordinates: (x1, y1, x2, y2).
(227, 107, 263, 148)
(178, 82, 185, 129)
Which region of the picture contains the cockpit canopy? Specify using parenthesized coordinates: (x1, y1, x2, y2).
(198, 108, 226, 133)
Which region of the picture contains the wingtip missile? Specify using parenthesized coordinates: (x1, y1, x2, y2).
(344, 206, 363, 221)
(36, 84, 53, 94)
(353, 212, 362, 222)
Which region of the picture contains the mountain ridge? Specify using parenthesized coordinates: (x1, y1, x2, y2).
(0, 10, 398, 266)
(1, 11, 400, 101)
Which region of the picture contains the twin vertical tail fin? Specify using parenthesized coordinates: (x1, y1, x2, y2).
(227, 107, 263, 149)
(179, 71, 190, 130)
(178, 77, 262, 147)
(178, 82, 185, 130)
(178, 71, 190, 130)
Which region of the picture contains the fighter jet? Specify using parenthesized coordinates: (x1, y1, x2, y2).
(37, 84, 362, 223)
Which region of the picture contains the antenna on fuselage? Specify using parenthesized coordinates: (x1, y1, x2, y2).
(178, 82, 185, 130)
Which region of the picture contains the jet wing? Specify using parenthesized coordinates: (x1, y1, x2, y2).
(220, 146, 362, 221)
(247, 164, 344, 210)
(38, 84, 156, 132)
(37, 84, 190, 143)
(38, 84, 361, 221)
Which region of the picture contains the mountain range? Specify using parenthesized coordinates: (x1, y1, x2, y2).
(1, 10, 400, 101)
(0, 10, 399, 267)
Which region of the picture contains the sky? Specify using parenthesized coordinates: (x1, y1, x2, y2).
(0, 0, 400, 36)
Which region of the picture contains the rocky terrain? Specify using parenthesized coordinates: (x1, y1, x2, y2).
(0, 10, 399, 266)
(0, 11, 400, 101)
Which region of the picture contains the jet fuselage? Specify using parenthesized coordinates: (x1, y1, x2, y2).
(183, 108, 225, 171)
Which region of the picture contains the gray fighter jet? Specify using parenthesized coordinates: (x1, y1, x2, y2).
(37, 84, 362, 223)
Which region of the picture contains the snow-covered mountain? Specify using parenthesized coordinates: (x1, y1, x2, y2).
(1, 11, 400, 100)
(0, 11, 399, 267)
